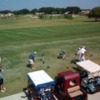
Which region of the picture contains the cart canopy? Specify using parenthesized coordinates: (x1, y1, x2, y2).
(76, 60, 100, 74)
(28, 70, 55, 89)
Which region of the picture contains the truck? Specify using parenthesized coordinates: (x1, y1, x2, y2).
(25, 70, 88, 100)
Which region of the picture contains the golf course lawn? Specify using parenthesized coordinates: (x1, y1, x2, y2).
(0, 15, 100, 97)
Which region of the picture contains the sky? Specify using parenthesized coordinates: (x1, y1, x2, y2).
(0, 0, 100, 11)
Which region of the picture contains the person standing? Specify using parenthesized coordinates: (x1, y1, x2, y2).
(0, 57, 1, 63)
(28, 52, 36, 69)
(77, 46, 87, 61)
(41, 54, 45, 64)
(80, 46, 87, 61)
(0, 67, 6, 92)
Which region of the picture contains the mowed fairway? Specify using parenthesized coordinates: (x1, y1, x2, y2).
(0, 16, 100, 97)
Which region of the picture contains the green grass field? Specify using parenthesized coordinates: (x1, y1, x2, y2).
(0, 15, 100, 97)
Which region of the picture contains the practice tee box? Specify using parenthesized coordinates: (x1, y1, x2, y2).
(28, 70, 55, 89)
(76, 60, 100, 74)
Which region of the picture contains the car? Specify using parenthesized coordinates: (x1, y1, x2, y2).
(81, 76, 100, 94)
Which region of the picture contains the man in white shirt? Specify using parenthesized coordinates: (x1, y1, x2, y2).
(77, 46, 87, 61)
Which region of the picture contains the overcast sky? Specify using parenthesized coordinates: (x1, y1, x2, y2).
(0, 0, 100, 11)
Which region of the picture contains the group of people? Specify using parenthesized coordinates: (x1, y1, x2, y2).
(0, 47, 87, 93)
(28, 46, 86, 70)
(77, 46, 87, 62)
(28, 50, 66, 70)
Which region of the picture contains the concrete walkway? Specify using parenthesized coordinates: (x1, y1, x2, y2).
(0, 92, 28, 100)
(0, 92, 100, 100)
(88, 92, 100, 100)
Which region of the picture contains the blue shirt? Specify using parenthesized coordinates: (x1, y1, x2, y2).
(29, 53, 35, 61)
(0, 71, 3, 79)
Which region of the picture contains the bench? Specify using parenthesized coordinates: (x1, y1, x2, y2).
(67, 86, 83, 98)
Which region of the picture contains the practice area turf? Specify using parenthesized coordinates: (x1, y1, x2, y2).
(0, 16, 100, 97)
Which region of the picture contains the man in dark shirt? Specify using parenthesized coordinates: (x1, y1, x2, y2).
(28, 52, 36, 69)
(0, 67, 6, 92)
(57, 50, 66, 60)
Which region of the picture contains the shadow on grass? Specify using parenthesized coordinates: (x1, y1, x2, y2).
(26, 64, 31, 69)
(70, 58, 82, 72)
(72, 67, 82, 72)
(70, 58, 79, 65)
(84, 20, 100, 22)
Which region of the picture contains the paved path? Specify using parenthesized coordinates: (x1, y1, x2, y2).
(0, 92, 100, 100)
(0, 92, 28, 100)
(88, 92, 100, 100)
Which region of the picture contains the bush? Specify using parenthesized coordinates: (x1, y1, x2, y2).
(64, 14, 73, 20)
(38, 14, 45, 19)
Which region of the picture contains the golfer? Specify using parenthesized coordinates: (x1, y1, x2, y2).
(28, 52, 36, 69)
(77, 46, 87, 61)
(0, 67, 6, 92)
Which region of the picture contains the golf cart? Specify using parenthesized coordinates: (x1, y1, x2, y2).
(26, 70, 56, 100)
(55, 70, 88, 100)
(76, 60, 100, 94)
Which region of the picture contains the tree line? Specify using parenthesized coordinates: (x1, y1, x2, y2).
(0, 6, 100, 21)
(0, 7, 81, 15)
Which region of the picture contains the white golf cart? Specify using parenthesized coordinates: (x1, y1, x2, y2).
(76, 60, 100, 93)
(27, 70, 56, 100)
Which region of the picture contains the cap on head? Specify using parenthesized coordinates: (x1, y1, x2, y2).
(34, 51, 37, 54)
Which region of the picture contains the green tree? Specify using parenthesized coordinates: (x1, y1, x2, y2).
(65, 6, 81, 14)
(39, 7, 55, 14)
(64, 14, 73, 20)
(88, 7, 100, 21)
(20, 9, 30, 15)
(13, 9, 30, 15)
(0, 10, 11, 14)
(38, 14, 45, 19)
(31, 9, 38, 14)
(55, 8, 65, 14)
